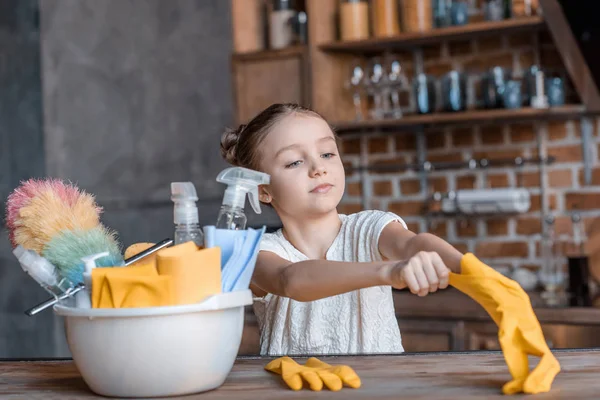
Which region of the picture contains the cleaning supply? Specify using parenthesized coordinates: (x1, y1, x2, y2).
(305, 358, 361, 389)
(215, 167, 270, 230)
(25, 239, 174, 315)
(6, 178, 102, 254)
(101, 275, 173, 308)
(77, 251, 109, 308)
(12, 245, 76, 297)
(42, 226, 123, 284)
(5, 178, 124, 286)
(449, 253, 561, 395)
(155, 241, 222, 305)
(203, 225, 265, 292)
(171, 182, 203, 246)
(92, 263, 161, 308)
(123, 239, 173, 268)
(264, 356, 361, 391)
(125, 242, 156, 260)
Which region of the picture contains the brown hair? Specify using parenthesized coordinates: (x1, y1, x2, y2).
(220, 103, 331, 170)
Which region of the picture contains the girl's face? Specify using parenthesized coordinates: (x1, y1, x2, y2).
(258, 114, 345, 218)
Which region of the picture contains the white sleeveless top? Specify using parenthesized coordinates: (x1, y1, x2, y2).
(253, 210, 407, 356)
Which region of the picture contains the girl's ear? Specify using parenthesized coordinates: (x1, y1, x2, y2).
(259, 185, 272, 204)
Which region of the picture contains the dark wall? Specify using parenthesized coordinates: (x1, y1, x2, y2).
(1, 0, 280, 358)
(0, 0, 55, 358)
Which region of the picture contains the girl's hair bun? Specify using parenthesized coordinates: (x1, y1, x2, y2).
(220, 124, 246, 165)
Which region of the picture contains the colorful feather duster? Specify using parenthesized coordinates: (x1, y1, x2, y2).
(5, 178, 124, 284)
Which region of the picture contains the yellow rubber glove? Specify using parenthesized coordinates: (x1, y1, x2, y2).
(449, 253, 561, 395)
(305, 357, 361, 389)
(264, 356, 360, 391)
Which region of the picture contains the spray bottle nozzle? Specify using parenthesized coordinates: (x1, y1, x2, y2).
(81, 251, 110, 275)
(216, 167, 270, 214)
(171, 182, 199, 225)
(171, 182, 198, 202)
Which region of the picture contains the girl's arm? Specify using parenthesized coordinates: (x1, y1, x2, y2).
(378, 222, 464, 273)
(251, 249, 450, 302)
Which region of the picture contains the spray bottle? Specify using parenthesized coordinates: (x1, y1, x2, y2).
(171, 182, 204, 246)
(77, 251, 110, 308)
(216, 167, 270, 230)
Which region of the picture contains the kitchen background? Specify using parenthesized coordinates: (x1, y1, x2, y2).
(0, 0, 281, 358)
(2, 0, 600, 358)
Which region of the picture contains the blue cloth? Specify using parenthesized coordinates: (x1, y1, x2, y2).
(203, 225, 265, 292)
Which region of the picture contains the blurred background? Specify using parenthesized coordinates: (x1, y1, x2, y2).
(3, 0, 600, 358)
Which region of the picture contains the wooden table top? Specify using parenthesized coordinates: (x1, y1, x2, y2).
(1, 349, 599, 399)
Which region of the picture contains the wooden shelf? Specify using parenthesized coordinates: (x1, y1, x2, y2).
(320, 16, 545, 54)
(232, 45, 307, 62)
(332, 105, 594, 133)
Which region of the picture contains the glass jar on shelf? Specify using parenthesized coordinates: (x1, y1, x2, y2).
(402, 0, 433, 33)
(450, 0, 469, 26)
(384, 55, 408, 119)
(433, 0, 452, 28)
(413, 73, 437, 114)
(365, 57, 388, 120)
(373, 0, 402, 37)
(539, 215, 568, 307)
(484, 0, 506, 21)
(344, 58, 368, 121)
(340, 0, 370, 41)
(513, 0, 539, 17)
(269, 0, 296, 49)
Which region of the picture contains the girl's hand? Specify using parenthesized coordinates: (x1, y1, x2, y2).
(386, 251, 451, 296)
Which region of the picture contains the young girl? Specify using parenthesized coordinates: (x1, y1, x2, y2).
(221, 103, 464, 356)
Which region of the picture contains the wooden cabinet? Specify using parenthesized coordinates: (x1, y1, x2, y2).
(229, 0, 598, 129)
(238, 289, 600, 356)
(398, 319, 465, 352)
(232, 47, 310, 124)
(395, 289, 600, 353)
(239, 306, 261, 355)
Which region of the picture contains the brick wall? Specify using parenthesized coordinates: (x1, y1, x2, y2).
(338, 15, 600, 278)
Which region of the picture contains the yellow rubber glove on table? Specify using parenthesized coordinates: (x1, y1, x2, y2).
(265, 356, 361, 391)
(449, 253, 561, 395)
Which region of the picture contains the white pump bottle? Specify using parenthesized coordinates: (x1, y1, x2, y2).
(76, 251, 110, 308)
(171, 182, 204, 246)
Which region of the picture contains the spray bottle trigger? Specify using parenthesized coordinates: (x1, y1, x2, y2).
(81, 251, 110, 275)
(248, 186, 262, 214)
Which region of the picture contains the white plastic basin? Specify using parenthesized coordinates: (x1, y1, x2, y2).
(54, 290, 252, 398)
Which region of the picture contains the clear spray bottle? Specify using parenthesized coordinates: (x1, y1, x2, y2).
(216, 167, 270, 230)
(171, 182, 204, 246)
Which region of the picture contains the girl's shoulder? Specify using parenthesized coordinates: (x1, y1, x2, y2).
(260, 229, 285, 247)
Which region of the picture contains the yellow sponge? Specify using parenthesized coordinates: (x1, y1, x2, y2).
(156, 243, 221, 305)
(124, 242, 158, 268)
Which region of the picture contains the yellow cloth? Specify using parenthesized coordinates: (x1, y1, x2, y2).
(449, 253, 561, 395)
(124, 242, 158, 268)
(101, 275, 173, 308)
(156, 242, 222, 305)
(92, 264, 174, 308)
(264, 356, 361, 391)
